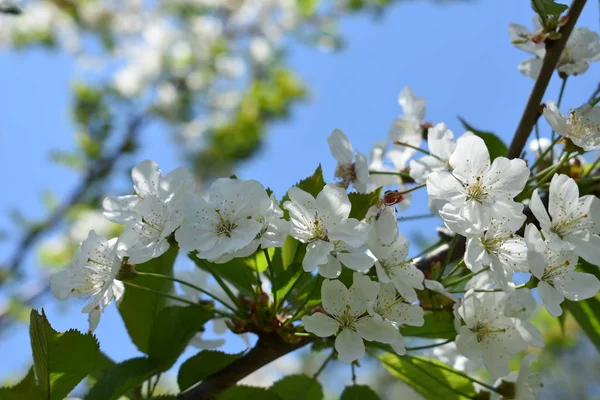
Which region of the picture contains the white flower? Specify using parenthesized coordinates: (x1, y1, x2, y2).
(328, 129, 369, 193)
(430, 342, 480, 374)
(423, 279, 459, 303)
(367, 142, 412, 211)
(387, 87, 424, 173)
(460, 216, 528, 291)
(388, 86, 426, 147)
(50, 231, 124, 332)
(493, 354, 542, 400)
(525, 224, 600, 316)
(455, 290, 530, 379)
(427, 135, 529, 234)
(502, 289, 545, 348)
(510, 24, 600, 78)
(530, 174, 600, 264)
(175, 178, 274, 262)
(283, 184, 373, 278)
(409, 123, 461, 183)
(369, 212, 424, 302)
(369, 282, 424, 355)
(302, 273, 394, 363)
(103, 160, 194, 264)
(543, 101, 600, 151)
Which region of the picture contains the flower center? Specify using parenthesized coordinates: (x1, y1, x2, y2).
(481, 233, 514, 254)
(311, 214, 329, 241)
(474, 322, 506, 342)
(214, 209, 238, 238)
(541, 259, 571, 284)
(550, 212, 589, 238)
(465, 177, 487, 203)
(334, 163, 357, 189)
(568, 112, 600, 140)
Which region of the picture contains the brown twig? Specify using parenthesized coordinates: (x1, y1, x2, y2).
(3, 115, 144, 280)
(177, 333, 313, 400)
(506, 0, 587, 159)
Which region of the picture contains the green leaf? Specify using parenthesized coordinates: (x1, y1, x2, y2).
(0, 368, 43, 399)
(297, 0, 321, 16)
(269, 375, 323, 400)
(88, 352, 116, 386)
(148, 306, 213, 369)
(532, 0, 568, 21)
(401, 311, 457, 339)
(380, 354, 477, 400)
(118, 244, 179, 354)
(29, 309, 101, 400)
(178, 351, 242, 391)
(282, 165, 326, 203)
(564, 296, 600, 353)
(340, 385, 381, 400)
(218, 386, 282, 400)
(458, 117, 508, 160)
(189, 252, 255, 297)
(84, 357, 160, 400)
(348, 188, 382, 220)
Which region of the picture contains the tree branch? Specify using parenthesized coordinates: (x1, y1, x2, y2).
(2, 116, 144, 281)
(506, 0, 587, 159)
(177, 333, 313, 400)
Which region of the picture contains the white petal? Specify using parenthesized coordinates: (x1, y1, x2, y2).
(303, 240, 335, 273)
(538, 281, 565, 317)
(302, 313, 339, 337)
(455, 326, 481, 360)
(485, 157, 529, 197)
(318, 254, 343, 279)
(321, 279, 349, 316)
(316, 184, 351, 221)
(336, 251, 374, 272)
(132, 159, 161, 197)
(102, 195, 138, 224)
(548, 174, 579, 221)
(554, 272, 600, 301)
(349, 272, 379, 315)
(355, 317, 398, 343)
(568, 234, 600, 265)
(335, 329, 365, 363)
(88, 309, 101, 333)
(529, 190, 552, 232)
(449, 135, 490, 183)
(328, 129, 354, 164)
(50, 269, 72, 301)
(543, 101, 569, 136)
(426, 172, 464, 202)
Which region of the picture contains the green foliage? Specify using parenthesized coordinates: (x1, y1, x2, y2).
(458, 117, 508, 160)
(380, 354, 477, 400)
(348, 188, 382, 220)
(84, 357, 160, 400)
(29, 309, 101, 400)
(401, 311, 456, 339)
(563, 295, 600, 353)
(148, 306, 213, 369)
(340, 385, 381, 400)
(178, 351, 242, 391)
(282, 164, 327, 202)
(269, 375, 323, 400)
(0, 368, 42, 399)
(189, 252, 255, 297)
(218, 386, 282, 400)
(531, 0, 568, 24)
(118, 244, 179, 354)
(0, 2, 21, 15)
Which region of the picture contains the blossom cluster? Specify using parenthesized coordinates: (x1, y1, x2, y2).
(49, 79, 600, 387)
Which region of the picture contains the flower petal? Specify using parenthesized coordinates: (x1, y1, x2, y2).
(302, 313, 339, 337)
(335, 329, 365, 363)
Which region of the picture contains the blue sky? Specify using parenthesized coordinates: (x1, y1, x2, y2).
(1, 0, 600, 389)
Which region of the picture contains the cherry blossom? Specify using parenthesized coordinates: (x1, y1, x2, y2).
(302, 273, 395, 363)
(543, 101, 600, 151)
(50, 231, 124, 332)
(409, 123, 463, 183)
(283, 184, 373, 278)
(175, 178, 276, 263)
(328, 129, 369, 193)
(428, 135, 529, 233)
(525, 224, 600, 316)
(530, 174, 600, 264)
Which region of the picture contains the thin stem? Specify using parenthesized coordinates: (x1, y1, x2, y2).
(406, 339, 453, 351)
(441, 260, 465, 284)
(528, 152, 573, 194)
(134, 271, 240, 315)
(405, 355, 501, 394)
(393, 141, 443, 161)
(263, 249, 277, 313)
(410, 241, 444, 262)
(123, 281, 198, 308)
(530, 136, 562, 170)
(398, 183, 426, 195)
(583, 155, 600, 177)
(351, 363, 357, 385)
(444, 266, 490, 288)
(590, 96, 600, 107)
(286, 276, 323, 326)
(369, 170, 412, 182)
(149, 373, 161, 397)
(534, 121, 542, 160)
(397, 213, 436, 222)
(551, 77, 569, 161)
(448, 283, 527, 293)
(196, 256, 242, 310)
(313, 350, 335, 379)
